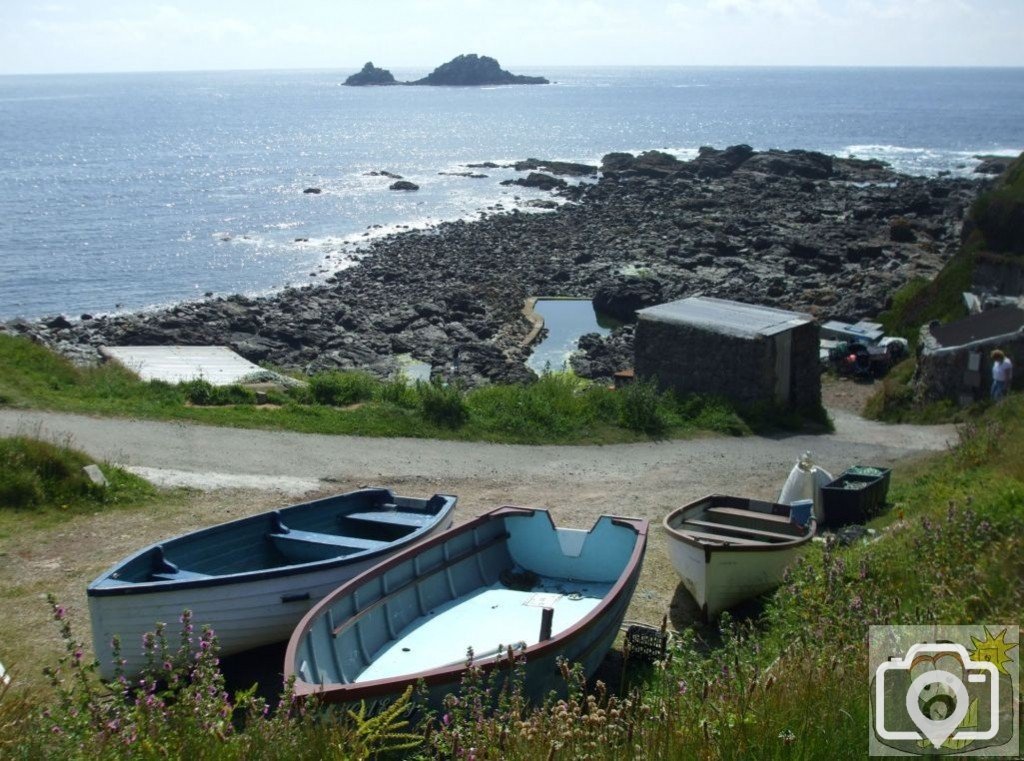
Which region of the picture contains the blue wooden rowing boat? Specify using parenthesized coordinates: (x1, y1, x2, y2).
(285, 506, 648, 705)
(88, 488, 456, 679)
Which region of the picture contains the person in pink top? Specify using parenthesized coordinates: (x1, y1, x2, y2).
(991, 349, 1013, 401)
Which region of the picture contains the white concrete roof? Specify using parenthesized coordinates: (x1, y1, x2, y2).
(636, 296, 813, 339)
(100, 345, 278, 386)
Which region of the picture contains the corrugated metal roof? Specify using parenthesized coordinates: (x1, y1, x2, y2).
(636, 296, 813, 339)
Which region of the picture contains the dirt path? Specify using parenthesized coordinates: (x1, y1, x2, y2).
(0, 407, 955, 686)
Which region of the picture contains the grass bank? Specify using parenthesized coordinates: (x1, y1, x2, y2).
(0, 335, 827, 444)
(867, 152, 1024, 423)
(1, 395, 1020, 759)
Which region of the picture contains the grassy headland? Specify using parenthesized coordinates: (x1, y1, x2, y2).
(0, 334, 827, 444)
(1, 393, 1021, 758)
(867, 152, 1024, 422)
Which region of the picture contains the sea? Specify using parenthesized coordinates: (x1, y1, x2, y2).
(1, 66, 1022, 321)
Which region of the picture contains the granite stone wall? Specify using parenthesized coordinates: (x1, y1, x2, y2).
(973, 256, 1024, 297)
(915, 326, 1024, 402)
(634, 318, 821, 411)
(789, 321, 824, 412)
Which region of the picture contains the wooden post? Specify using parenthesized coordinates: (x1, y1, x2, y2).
(539, 607, 554, 641)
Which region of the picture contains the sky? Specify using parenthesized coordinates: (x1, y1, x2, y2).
(0, 0, 1022, 75)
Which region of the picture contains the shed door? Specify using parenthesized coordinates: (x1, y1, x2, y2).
(773, 331, 792, 405)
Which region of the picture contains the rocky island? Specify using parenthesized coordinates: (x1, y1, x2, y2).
(344, 54, 548, 87)
(343, 62, 397, 86)
(6, 146, 983, 387)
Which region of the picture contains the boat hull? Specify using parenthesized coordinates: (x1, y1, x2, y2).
(663, 494, 814, 618)
(88, 489, 455, 679)
(665, 535, 805, 618)
(286, 506, 648, 706)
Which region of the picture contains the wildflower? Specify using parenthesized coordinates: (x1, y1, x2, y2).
(53, 605, 66, 621)
(778, 728, 796, 745)
(851, 595, 863, 611)
(442, 713, 452, 726)
(677, 679, 688, 695)
(73, 647, 83, 663)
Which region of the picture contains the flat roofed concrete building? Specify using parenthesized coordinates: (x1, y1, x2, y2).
(634, 296, 821, 411)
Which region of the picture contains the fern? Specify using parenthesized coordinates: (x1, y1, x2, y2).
(345, 685, 422, 758)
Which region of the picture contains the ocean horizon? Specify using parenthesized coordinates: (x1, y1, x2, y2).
(2, 65, 1022, 321)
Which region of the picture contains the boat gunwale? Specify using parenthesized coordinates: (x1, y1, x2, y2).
(284, 505, 649, 702)
(86, 489, 457, 597)
(663, 494, 815, 554)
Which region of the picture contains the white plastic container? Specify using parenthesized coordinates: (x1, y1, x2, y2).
(779, 451, 833, 524)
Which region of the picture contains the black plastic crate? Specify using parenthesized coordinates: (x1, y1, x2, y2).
(845, 465, 892, 498)
(821, 472, 885, 526)
(625, 624, 668, 663)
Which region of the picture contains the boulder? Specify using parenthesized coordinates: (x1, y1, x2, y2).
(632, 151, 684, 177)
(389, 181, 420, 191)
(513, 158, 598, 177)
(693, 144, 754, 177)
(593, 277, 664, 322)
(500, 173, 567, 191)
(974, 155, 1014, 175)
(889, 218, 917, 243)
(46, 315, 73, 330)
(740, 149, 833, 179)
(600, 152, 636, 173)
(303, 187, 322, 194)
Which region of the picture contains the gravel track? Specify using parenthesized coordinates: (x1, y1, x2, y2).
(0, 408, 952, 493)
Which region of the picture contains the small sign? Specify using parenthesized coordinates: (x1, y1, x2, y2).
(523, 593, 562, 608)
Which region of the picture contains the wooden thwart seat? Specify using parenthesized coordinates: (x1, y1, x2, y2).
(347, 510, 432, 528)
(270, 529, 389, 553)
(151, 568, 213, 582)
(705, 506, 790, 524)
(683, 518, 796, 542)
(676, 528, 768, 546)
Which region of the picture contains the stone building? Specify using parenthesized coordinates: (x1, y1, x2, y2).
(914, 305, 1024, 404)
(634, 296, 821, 411)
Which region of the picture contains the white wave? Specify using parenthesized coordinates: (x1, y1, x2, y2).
(839, 144, 1021, 177)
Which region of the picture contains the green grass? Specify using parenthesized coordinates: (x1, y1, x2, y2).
(0, 436, 155, 515)
(971, 152, 1024, 256)
(876, 249, 974, 348)
(3, 395, 1021, 759)
(0, 335, 827, 444)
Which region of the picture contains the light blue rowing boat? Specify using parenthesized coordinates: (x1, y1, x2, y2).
(88, 488, 456, 679)
(285, 506, 648, 705)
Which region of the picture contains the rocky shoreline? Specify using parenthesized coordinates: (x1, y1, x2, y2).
(3, 146, 984, 386)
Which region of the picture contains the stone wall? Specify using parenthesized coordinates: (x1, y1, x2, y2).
(634, 318, 821, 411)
(973, 255, 1024, 297)
(915, 326, 1024, 403)
(789, 321, 823, 412)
